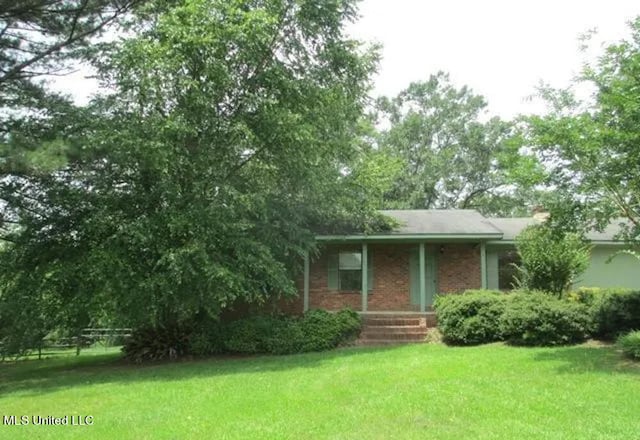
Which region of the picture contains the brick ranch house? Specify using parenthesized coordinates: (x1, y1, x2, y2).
(283, 209, 639, 316)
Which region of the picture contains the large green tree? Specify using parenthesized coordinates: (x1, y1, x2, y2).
(375, 72, 543, 216)
(527, 17, 640, 244)
(0, 0, 147, 355)
(0, 0, 389, 353)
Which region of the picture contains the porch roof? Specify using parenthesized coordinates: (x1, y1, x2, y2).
(317, 209, 504, 242)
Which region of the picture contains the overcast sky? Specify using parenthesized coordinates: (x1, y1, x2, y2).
(51, 0, 640, 120)
(347, 0, 640, 119)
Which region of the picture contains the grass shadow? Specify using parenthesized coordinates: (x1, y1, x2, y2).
(531, 342, 640, 376)
(0, 344, 407, 398)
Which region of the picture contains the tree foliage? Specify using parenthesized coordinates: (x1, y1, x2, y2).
(375, 72, 544, 216)
(0, 0, 140, 85)
(0, 0, 389, 354)
(0, 0, 147, 226)
(515, 224, 590, 296)
(0, 0, 143, 141)
(526, 17, 640, 244)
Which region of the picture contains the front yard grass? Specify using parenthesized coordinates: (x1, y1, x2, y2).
(0, 342, 638, 439)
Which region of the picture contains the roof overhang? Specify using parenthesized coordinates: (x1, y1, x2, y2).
(317, 233, 504, 242)
(485, 239, 627, 246)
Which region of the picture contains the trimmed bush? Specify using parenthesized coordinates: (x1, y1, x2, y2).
(568, 287, 633, 307)
(617, 331, 640, 360)
(262, 318, 307, 355)
(223, 316, 276, 354)
(124, 309, 361, 361)
(335, 309, 362, 341)
(434, 290, 507, 345)
(500, 292, 592, 346)
(588, 289, 640, 339)
(298, 309, 361, 352)
(225, 309, 362, 355)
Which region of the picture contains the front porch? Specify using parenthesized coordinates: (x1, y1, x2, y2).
(300, 240, 491, 313)
(292, 210, 504, 314)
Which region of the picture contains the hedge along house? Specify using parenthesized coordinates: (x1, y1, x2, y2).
(289, 209, 640, 316)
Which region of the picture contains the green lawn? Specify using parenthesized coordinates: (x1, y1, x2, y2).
(0, 343, 638, 439)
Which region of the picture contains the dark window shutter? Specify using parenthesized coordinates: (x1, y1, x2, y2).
(327, 252, 338, 290)
(367, 249, 373, 291)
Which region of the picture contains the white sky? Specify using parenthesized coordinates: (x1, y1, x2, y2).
(51, 0, 640, 120)
(347, 0, 640, 119)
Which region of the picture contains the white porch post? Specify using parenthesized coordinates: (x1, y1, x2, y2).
(419, 242, 426, 313)
(361, 242, 368, 312)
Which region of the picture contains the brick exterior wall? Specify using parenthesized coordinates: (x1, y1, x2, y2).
(437, 244, 482, 293)
(308, 244, 363, 311)
(305, 244, 415, 312)
(367, 244, 413, 312)
(281, 242, 482, 313)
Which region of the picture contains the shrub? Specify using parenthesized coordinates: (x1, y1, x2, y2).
(434, 290, 507, 345)
(262, 318, 306, 355)
(617, 331, 640, 360)
(224, 309, 361, 355)
(588, 289, 640, 339)
(298, 309, 361, 352)
(223, 316, 277, 354)
(124, 309, 362, 360)
(500, 292, 592, 346)
(568, 287, 633, 307)
(335, 308, 362, 342)
(515, 225, 590, 296)
(188, 317, 225, 356)
(567, 287, 603, 306)
(123, 322, 192, 363)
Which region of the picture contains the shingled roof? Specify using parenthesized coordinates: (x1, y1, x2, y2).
(381, 210, 503, 236)
(487, 217, 628, 242)
(316, 210, 627, 241)
(485, 218, 537, 240)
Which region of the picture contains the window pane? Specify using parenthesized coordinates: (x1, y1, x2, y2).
(339, 270, 362, 290)
(339, 252, 362, 270)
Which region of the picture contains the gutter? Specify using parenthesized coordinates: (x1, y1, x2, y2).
(485, 239, 628, 246)
(316, 233, 504, 242)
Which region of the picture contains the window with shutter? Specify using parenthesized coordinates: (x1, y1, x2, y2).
(327, 249, 373, 292)
(327, 253, 339, 290)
